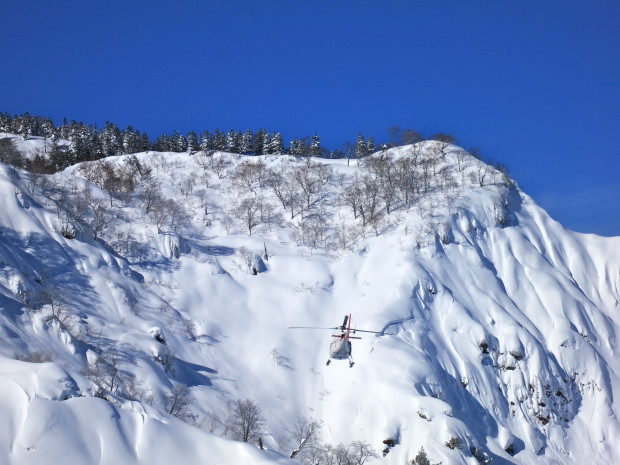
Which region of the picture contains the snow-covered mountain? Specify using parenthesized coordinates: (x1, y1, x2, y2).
(0, 136, 618, 465)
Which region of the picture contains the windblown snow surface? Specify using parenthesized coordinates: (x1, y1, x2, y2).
(0, 137, 618, 465)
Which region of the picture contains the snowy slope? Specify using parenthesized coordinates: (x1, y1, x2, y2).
(0, 139, 618, 465)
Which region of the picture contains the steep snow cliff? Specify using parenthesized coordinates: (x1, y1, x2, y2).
(0, 140, 618, 464)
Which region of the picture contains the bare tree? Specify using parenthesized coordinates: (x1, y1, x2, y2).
(293, 163, 328, 208)
(455, 149, 468, 176)
(163, 383, 197, 423)
(359, 175, 381, 227)
(140, 179, 162, 214)
(287, 417, 322, 459)
(340, 177, 363, 219)
(300, 212, 331, 250)
(225, 399, 265, 443)
(264, 166, 289, 209)
(36, 286, 81, 337)
(211, 155, 232, 179)
(429, 133, 456, 156)
(168, 198, 189, 232)
(317, 441, 378, 465)
(401, 128, 424, 145)
(196, 149, 214, 174)
(65, 182, 91, 221)
(178, 172, 197, 198)
(387, 125, 401, 147)
(348, 441, 379, 464)
(82, 353, 125, 394)
(474, 161, 490, 187)
(394, 158, 417, 209)
(99, 161, 122, 207)
(148, 197, 187, 233)
(125, 154, 151, 181)
(367, 154, 398, 214)
(89, 198, 113, 240)
(234, 196, 262, 235)
(420, 158, 433, 193)
(203, 411, 223, 433)
(231, 160, 267, 195)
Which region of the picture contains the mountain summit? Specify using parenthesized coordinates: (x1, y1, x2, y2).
(0, 138, 618, 464)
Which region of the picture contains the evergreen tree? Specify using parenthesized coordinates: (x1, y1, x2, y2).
(60, 118, 70, 139)
(253, 129, 265, 155)
(187, 130, 199, 152)
(262, 131, 272, 154)
(70, 124, 88, 161)
(30, 115, 44, 137)
(200, 130, 212, 151)
(213, 129, 226, 151)
(270, 132, 284, 154)
(241, 130, 253, 154)
(141, 132, 151, 151)
(174, 133, 188, 152)
(310, 133, 321, 157)
(356, 132, 368, 159)
(18, 112, 33, 136)
(226, 129, 239, 153)
(296, 137, 310, 157)
(170, 130, 181, 152)
(289, 138, 299, 156)
(155, 134, 171, 151)
(0, 113, 12, 135)
(102, 122, 122, 156)
(41, 118, 56, 138)
(413, 446, 430, 465)
(123, 126, 140, 154)
(367, 135, 376, 154)
(90, 132, 105, 159)
(49, 139, 71, 171)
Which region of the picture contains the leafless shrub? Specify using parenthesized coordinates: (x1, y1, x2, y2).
(455, 149, 468, 174)
(287, 417, 322, 459)
(82, 353, 127, 395)
(162, 383, 197, 423)
(178, 172, 197, 197)
(125, 154, 151, 181)
(36, 286, 82, 338)
(340, 176, 363, 219)
(203, 411, 223, 433)
(316, 441, 378, 465)
(88, 198, 113, 240)
(139, 179, 162, 214)
(299, 212, 331, 250)
(211, 155, 232, 179)
(154, 347, 175, 375)
(14, 350, 56, 363)
(149, 197, 187, 233)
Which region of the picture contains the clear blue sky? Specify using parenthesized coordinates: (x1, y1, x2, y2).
(1, 0, 618, 236)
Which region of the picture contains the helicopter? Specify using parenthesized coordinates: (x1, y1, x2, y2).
(289, 314, 382, 367)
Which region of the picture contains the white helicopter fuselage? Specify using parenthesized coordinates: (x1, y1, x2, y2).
(329, 335, 352, 360)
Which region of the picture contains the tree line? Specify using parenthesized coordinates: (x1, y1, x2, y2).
(0, 112, 457, 173)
